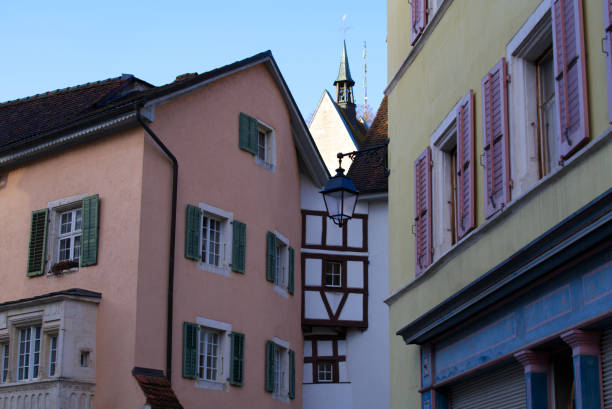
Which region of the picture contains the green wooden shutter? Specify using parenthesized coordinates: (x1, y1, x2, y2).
(265, 341, 275, 392)
(230, 332, 245, 386)
(185, 205, 202, 260)
(239, 113, 257, 155)
(266, 232, 276, 282)
(288, 247, 295, 295)
(182, 322, 198, 379)
(80, 195, 99, 267)
(288, 349, 295, 399)
(232, 221, 246, 273)
(27, 209, 49, 276)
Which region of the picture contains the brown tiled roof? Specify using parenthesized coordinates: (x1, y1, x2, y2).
(347, 96, 388, 194)
(132, 367, 183, 409)
(0, 75, 151, 149)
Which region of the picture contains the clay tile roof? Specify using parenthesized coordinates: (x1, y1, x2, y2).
(347, 96, 388, 194)
(0, 75, 148, 149)
(132, 367, 184, 409)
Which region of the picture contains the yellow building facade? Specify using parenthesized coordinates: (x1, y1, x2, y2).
(385, 0, 612, 408)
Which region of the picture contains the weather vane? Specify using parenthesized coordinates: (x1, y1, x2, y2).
(341, 14, 351, 39)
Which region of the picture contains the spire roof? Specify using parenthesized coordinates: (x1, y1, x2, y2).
(334, 40, 355, 86)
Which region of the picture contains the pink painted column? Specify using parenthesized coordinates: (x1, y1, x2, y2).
(561, 330, 603, 409)
(514, 350, 549, 409)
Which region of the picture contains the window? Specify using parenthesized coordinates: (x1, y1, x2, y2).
(58, 209, 82, 263)
(1, 343, 8, 383)
(239, 112, 276, 170)
(18, 325, 41, 381)
(317, 361, 333, 382)
(27, 194, 99, 277)
(324, 261, 342, 287)
(185, 203, 246, 276)
(80, 351, 89, 367)
(536, 48, 560, 177)
(48, 335, 57, 376)
(266, 231, 295, 294)
(265, 339, 295, 400)
(255, 125, 274, 169)
(182, 319, 244, 389)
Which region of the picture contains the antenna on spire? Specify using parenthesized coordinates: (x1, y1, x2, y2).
(341, 14, 351, 39)
(363, 41, 368, 123)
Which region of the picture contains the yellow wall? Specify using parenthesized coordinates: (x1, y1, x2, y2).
(386, 1, 612, 408)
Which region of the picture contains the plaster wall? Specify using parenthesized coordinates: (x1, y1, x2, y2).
(309, 91, 357, 174)
(303, 383, 352, 409)
(0, 128, 147, 409)
(386, 1, 612, 408)
(144, 63, 304, 409)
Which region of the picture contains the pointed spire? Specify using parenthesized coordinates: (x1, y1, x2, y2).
(334, 40, 355, 86)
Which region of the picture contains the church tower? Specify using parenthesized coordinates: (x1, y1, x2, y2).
(334, 40, 357, 123)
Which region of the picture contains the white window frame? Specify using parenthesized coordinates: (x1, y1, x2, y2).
(48, 334, 58, 377)
(194, 316, 232, 391)
(17, 325, 41, 381)
(57, 208, 82, 263)
(272, 337, 290, 402)
(197, 203, 234, 277)
(324, 261, 342, 288)
(254, 120, 276, 172)
(317, 361, 333, 382)
(273, 230, 290, 296)
(506, 0, 555, 197)
(46, 193, 90, 274)
(1, 342, 8, 383)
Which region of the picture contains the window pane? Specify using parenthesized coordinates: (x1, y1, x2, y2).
(49, 336, 57, 376)
(75, 209, 82, 231)
(73, 235, 81, 261)
(318, 361, 333, 382)
(60, 212, 72, 235)
(538, 50, 560, 177)
(202, 217, 208, 263)
(325, 262, 341, 287)
(33, 327, 40, 378)
(1, 344, 8, 383)
(59, 238, 71, 261)
(258, 131, 266, 161)
(208, 219, 221, 267)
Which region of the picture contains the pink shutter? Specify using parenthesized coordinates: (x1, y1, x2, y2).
(552, 0, 590, 159)
(410, 0, 428, 45)
(481, 58, 511, 219)
(414, 147, 432, 276)
(604, 0, 612, 122)
(456, 90, 476, 239)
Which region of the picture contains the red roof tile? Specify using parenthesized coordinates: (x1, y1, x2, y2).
(132, 367, 184, 409)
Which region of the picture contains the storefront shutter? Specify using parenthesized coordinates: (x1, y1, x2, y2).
(449, 361, 526, 409)
(232, 220, 246, 273)
(414, 147, 432, 276)
(288, 247, 295, 295)
(605, 0, 612, 123)
(481, 58, 511, 219)
(266, 232, 276, 282)
(602, 328, 612, 408)
(185, 205, 202, 260)
(80, 194, 99, 267)
(289, 349, 296, 399)
(27, 209, 49, 276)
(456, 90, 476, 239)
(410, 0, 428, 45)
(552, 0, 589, 159)
(182, 322, 198, 379)
(230, 332, 245, 386)
(265, 341, 275, 392)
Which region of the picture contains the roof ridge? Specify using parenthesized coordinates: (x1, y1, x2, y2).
(0, 75, 130, 107)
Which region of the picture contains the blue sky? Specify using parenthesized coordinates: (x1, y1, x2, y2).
(0, 1, 387, 121)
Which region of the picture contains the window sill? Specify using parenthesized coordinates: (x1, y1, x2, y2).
(197, 262, 230, 277)
(274, 285, 289, 298)
(385, 126, 612, 305)
(272, 393, 290, 403)
(195, 379, 228, 391)
(255, 157, 275, 172)
(47, 267, 78, 277)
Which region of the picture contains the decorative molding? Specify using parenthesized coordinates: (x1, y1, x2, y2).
(514, 350, 549, 373)
(561, 329, 601, 356)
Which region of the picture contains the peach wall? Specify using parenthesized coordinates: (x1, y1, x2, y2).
(140, 63, 304, 408)
(0, 128, 148, 409)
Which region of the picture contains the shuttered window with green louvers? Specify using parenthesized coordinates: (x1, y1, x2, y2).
(288, 349, 295, 399)
(265, 340, 275, 392)
(185, 205, 202, 260)
(80, 195, 99, 267)
(230, 332, 245, 386)
(27, 209, 49, 276)
(288, 247, 295, 295)
(232, 221, 246, 273)
(266, 232, 276, 282)
(182, 322, 198, 379)
(239, 113, 258, 155)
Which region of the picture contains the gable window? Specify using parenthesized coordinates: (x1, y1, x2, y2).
(239, 113, 276, 171)
(266, 231, 295, 295)
(58, 209, 82, 263)
(324, 261, 342, 288)
(17, 325, 41, 381)
(1, 343, 8, 383)
(48, 335, 57, 377)
(185, 203, 246, 276)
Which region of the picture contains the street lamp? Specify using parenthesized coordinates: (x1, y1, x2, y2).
(320, 142, 389, 227)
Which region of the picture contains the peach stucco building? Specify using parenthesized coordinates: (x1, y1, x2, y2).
(0, 51, 327, 408)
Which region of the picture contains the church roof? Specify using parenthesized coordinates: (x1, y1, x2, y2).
(334, 40, 355, 86)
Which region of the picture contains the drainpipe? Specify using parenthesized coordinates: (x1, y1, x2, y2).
(136, 109, 178, 382)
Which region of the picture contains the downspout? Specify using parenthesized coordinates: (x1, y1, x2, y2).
(136, 109, 178, 382)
